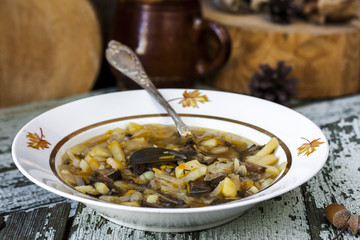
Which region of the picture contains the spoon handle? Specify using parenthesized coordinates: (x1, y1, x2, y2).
(106, 40, 191, 137)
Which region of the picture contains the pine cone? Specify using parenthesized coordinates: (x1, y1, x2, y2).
(269, 0, 295, 24)
(249, 61, 299, 106)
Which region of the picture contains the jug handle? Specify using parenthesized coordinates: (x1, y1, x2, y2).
(195, 19, 231, 76)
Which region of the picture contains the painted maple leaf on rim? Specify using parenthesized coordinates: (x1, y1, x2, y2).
(297, 138, 324, 156)
(168, 90, 210, 108)
(26, 128, 51, 150)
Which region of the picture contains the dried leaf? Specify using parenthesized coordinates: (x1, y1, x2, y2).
(26, 128, 51, 150)
(179, 90, 210, 108)
(297, 138, 324, 156)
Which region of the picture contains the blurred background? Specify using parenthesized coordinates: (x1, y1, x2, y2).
(1, 0, 359, 108)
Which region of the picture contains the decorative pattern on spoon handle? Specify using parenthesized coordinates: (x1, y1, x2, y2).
(106, 40, 191, 137)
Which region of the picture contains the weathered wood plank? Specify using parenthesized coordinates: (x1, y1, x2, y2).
(0, 202, 71, 240)
(1, 89, 359, 239)
(295, 94, 360, 125)
(302, 115, 360, 240)
(0, 168, 76, 216)
(0, 153, 15, 173)
(0, 152, 77, 217)
(0, 135, 78, 216)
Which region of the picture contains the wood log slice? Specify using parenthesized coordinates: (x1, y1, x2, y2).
(202, 0, 360, 99)
(0, 0, 102, 107)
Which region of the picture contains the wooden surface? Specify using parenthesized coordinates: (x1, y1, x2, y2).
(1, 88, 360, 239)
(202, 0, 360, 99)
(1, 203, 71, 240)
(0, 0, 102, 108)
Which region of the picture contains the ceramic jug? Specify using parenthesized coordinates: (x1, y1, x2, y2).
(111, 0, 231, 88)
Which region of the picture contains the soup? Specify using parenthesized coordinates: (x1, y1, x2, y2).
(58, 123, 286, 208)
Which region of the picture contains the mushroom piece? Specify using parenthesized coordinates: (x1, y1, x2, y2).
(244, 161, 266, 174)
(141, 201, 163, 208)
(244, 144, 264, 156)
(159, 193, 185, 205)
(203, 157, 218, 166)
(131, 163, 150, 176)
(94, 168, 122, 183)
(179, 145, 198, 158)
(238, 144, 264, 161)
(204, 172, 228, 188)
(188, 181, 213, 195)
(183, 137, 197, 147)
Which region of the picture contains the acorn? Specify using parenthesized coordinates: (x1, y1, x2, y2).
(347, 214, 360, 235)
(325, 203, 351, 229)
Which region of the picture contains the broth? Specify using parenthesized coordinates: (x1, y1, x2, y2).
(58, 123, 286, 208)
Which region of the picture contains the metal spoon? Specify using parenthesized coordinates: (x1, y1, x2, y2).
(106, 41, 194, 165)
(106, 40, 191, 137)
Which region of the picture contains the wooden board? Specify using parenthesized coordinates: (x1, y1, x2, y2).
(1, 203, 71, 240)
(0, 0, 102, 107)
(202, 0, 360, 98)
(1, 89, 360, 239)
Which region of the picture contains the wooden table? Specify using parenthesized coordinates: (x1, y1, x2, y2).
(1, 88, 360, 240)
